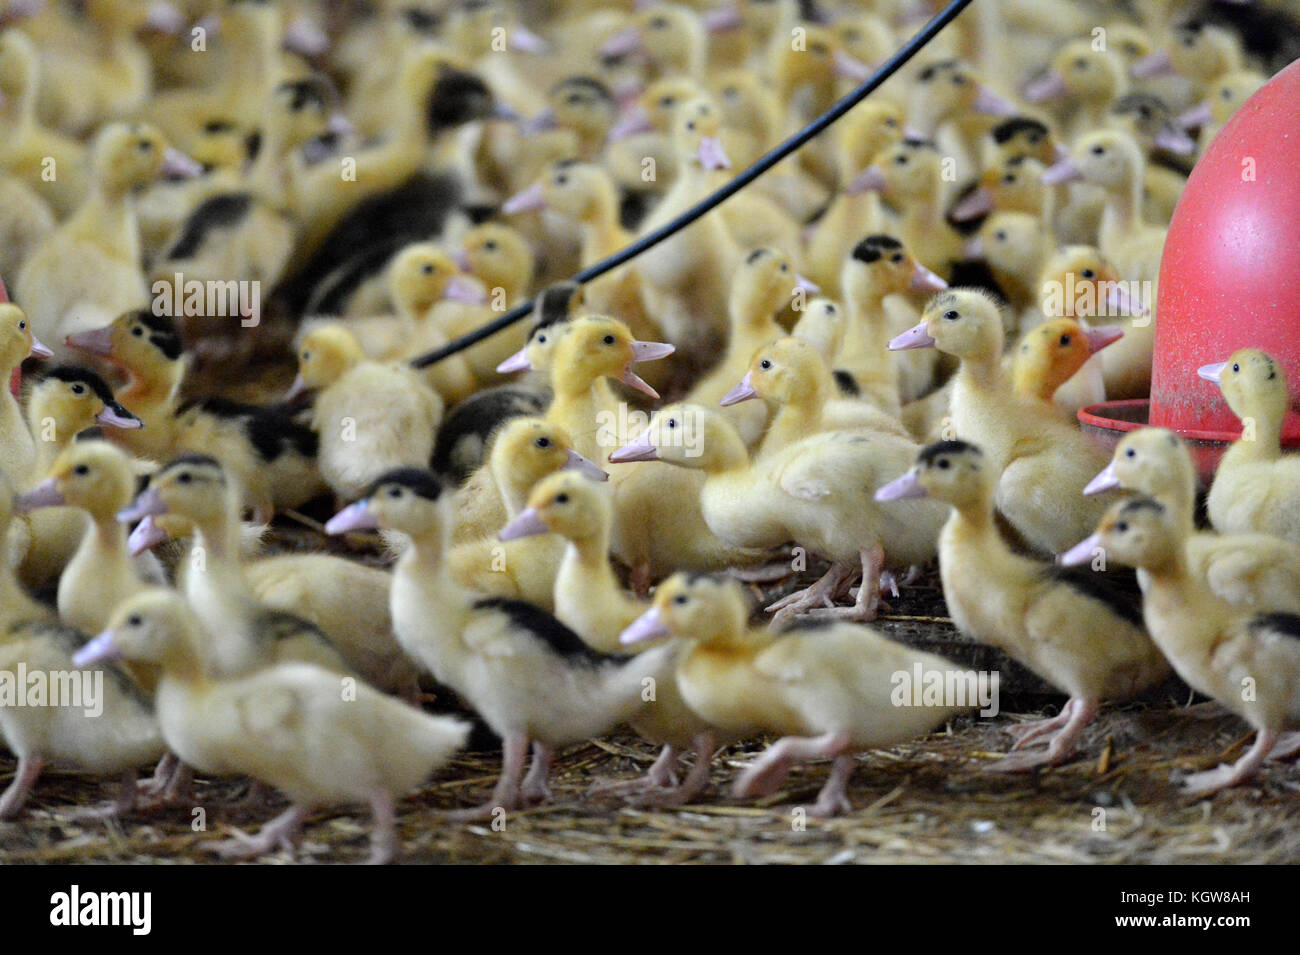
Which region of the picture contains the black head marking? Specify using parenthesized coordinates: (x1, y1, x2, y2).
(365, 467, 444, 501)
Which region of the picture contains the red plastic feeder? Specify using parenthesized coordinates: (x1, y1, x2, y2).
(1079, 58, 1300, 484)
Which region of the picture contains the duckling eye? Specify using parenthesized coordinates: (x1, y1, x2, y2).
(1125, 447, 1136, 458)
(894, 155, 908, 165)
(937, 458, 951, 469)
(1002, 174, 1016, 184)
(891, 253, 904, 263)
(537, 334, 547, 344)
(1074, 59, 1089, 70)
(1090, 145, 1105, 156)
(137, 140, 154, 152)
(994, 230, 1007, 241)
(1081, 268, 1096, 279)
(602, 334, 616, 345)
(759, 359, 772, 370)
(74, 464, 90, 476)
(132, 325, 144, 336)
(1059, 334, 1072, 347)
(779, 263, 789, 272)
(650, 16, 668, 28)
(1138, 105, 1151, 118)
(127, 614, 143, 627)
(952, 74, 966, 85)
(884, 118, 898, 127)
(660, 96, 675, 108)
(388, 486, 403, 498)
(177, 472, 192, 484)
(17, 320, 25, 330)
(824, 303, 835, 313)
(723, 87, 737, 98)
(535, 437, 551, 448)
(566, 93, 583, 105)
(666, 418, 677, 429)
(943, 310, 959, 321)
(1232, 362, 1240, 373)
(421, 263, 434, 275)
(555, 493, 569, 504)
(555, 174, 569, 186)
(71, 383, 86, 395)
(1116, 520, 1130, 532)
(685, 120, 696, 131)
(484, 240, 498, 251)
(673, 594, 688, 605)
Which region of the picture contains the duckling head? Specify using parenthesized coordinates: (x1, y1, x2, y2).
(833, 14, 894, 73)
(1133, 22, 1241, 84)
(835, 100, 904, 176)
(120, 454, 230, 528)
(1024, 40, 1123, 108)
(875, 439, 991, 512)
(458, 224, 534, 301)
(291, 326, 366, 398)
(609, 402, 738, 471)
(268, 75, 340, 150)
(842, 234, 947, 304)
(324, 468, 447, 539)
(1060, 497, 1177, 573)
(601, 4, 701, 72)
(1041, 130, 1142, 192)
(792, 297, 847, 363)
(1037, 245, 1143, 320)
(28, 366, 142, 436)
(550, 315, 673, 399)
(388, 244, 468, 316)
(65, 309, 183, 373)
(732, 248, 812, 325)
(501, 469, 612, 544)
(1084, 427, 1192, 500)
(846, 138, 941, 200)
(73, 588, 201, 672)
(711, 68, 778, 137)
(1108, 92, 1193, 156)
(891, 289, 1005, 363)
(497, 287, 580, 375)
(1105, 21, 1154, 70)
(674, 96, 731, 171)
(989, 116, 1061, 167)
(908, 59, 1015, 133)
(967, 212, 1046, 278)
(609, 77, 702, 141)
(1198, 349, 1291, 425)
(92, 123, 199, 196)
(506, 161, 616, 223)
(726, 338, 830, 410)
(1012, 318, 1123, 401)
(530, 75, 617, 141)
(620, 572, 748, 649)
(0, 29, 37, 112)
(17, 439, 137, 519)
(1201, 70, 1266, 127)
(0, 303, 51, 370)
(488, 416, 607, 501)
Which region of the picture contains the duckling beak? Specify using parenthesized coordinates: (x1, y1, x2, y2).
(1130, 48, 1172, 79)
(1022, 70, 1067, 104)
(608, 105, 654, 142)
(794, 274, 820, 296)
(844, 165, 886, 195)
(144, 0, 185, 35)
(72, 630, 122, 668)
(973, 84, 1017, 117)
(64, 326, 112, 357)
(521, 108, 558, 135)
(1083, 462, 1122, 497)
(950, 187, 995, 222)
(97, 404, 143, 429)
(14, 478, 64, 513)
(28, 334, 54, 359)
(1103, 283, 1146, 317)
(496, 347, 532, 374)
(284, 374, 312, 404)
(509, 24, 549, 55)
(502, 183, 548, 215)
(324, 499, 378, 535)
(696, 136, 731, 171)
(703, 2, 742, 33)
(600, 25, 643, 59)
(888, 321, 937, 351)
(963, 235, 985, 260)
(499, 506, 549, 541)
(128, 514, 171, 555)
(1085, 325, 1125, 353)
(833, 49, 873, 82)
(874, 470, 927, 502)
(443, 275, 488, 305)
(620, 605, 669, 645)
(1058, 533, 1104, 566)
(118, 487, 166, 524)
(609, 431, 659, 463)
(327, 112, 355, 139)
(451, 248, 473, 273)
(1154, 124, 1196, 155)
(719, 370, 758, 406)
(159, 148, 203, 180)
(1177, 101, 1213, 130)
(1040, 155, 1083, 186)
(1197, 361, 1226, 385)
(910, 262, 949, 293)
(562, 449, 610, 481)
(283, 15, 330, 56)
(620, 340, 674, 398)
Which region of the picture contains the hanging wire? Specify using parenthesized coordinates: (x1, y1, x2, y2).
(412, 0, 975, 369)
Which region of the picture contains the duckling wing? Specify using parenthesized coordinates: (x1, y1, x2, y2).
(1193, 534, 1300, 613)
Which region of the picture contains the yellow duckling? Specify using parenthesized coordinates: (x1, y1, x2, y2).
(905, 58, 1017, 181)
(1011, 318, 1124, 407)
(325, 468, 676, 818)
(1022, 40, 1128, 142)
(290, 325, 442, 503)
(791, 296, 848, 368)
(1198, 350, 1300, 543)
(1179, 69, 1267, 152)
(878, 440, 1168, 771)
(599, 4, 706, 84)
(950, 155, 1053, 230)
(965, 211, 1054, 327)
(0, 303, 53, 491)
(612, 403, 945, 623)
(1131, 21, 1243, 104)
(890, 289, 1112, 554)
(1084, 427, 1300, 614)
(620, 573, 966, 816)
(76, 590, 467, 863)
(1062, 497, 1300, 795)
(16, 122, 199, 356)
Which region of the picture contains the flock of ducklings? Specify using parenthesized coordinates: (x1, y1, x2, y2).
(0, 0, 1299, 864)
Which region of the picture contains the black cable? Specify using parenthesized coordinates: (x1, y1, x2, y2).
(412, 0, 975, 369)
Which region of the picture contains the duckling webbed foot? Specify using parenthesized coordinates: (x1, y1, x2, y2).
(587, 744, 680, 799)
(68, 770, 142, 821)
(0, 755, 44, 819)
(767, 564, 855, 625)
(629, 734, 719, 808)
(1179, 728, 1277, 797)
(445, 733, 528, 821)
(733, 731, 851, 801)
(520, 742, 554, 804)
(1265, 731, 1300, 762)
(808, 754, 856, 818)
(1006, 704, 1076, 746)
(987, 698, 1098, 773)
(211, 804, 309, 860)
(366, 790, 398, 865)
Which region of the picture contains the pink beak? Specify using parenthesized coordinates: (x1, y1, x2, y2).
(1103, 282, 1146, 317)
(284, 374, 311, 404)
(72, 630, 121, 668)
(28, 334, 54, 359)
(1040, 155, 1084, 186)
(973, 85, 1017, 117)
(499, 506, 549, 541)
(703, 2, 742, 32)
(562, 449, 610, 481)
(609, 105, 654, 142)
(1177, 101, 1213, 130)
(600, 25, 643, 59)
(443, 275, 487, 305)
(620, 605, 669, 645)
(1022, 70, 1067, 104)
(1130, 48, 1172, 80)
(1082, 461, 1122, 497)
(720, 370, 758, 406)
(324, 499, 379, 535)
(1197, 361, 1227, 385)
(509, 24, 548, 55)
(910, 262, 949, 293)
(845, 165, 887, 195)
(794, 274, 820, 296)
(696, 136, 731, 171)
(950, 187, 995, 222)
(128, 514, 172, 555)
(963, 235, 985, 260)
(833, 48, 873, 82)
(888, 321, 937, 351)
(97, 405, 143, 429)
(1057, 532, 1104, 567)
(608, 430, 659, 464)
(502, 183, 548, 215)
(14, 477, 64, 513)
(874, 470, 928, 502)
(64, 325, 113, 357)
(160, 148, 203, 180)
(496, 347, 532, 374)
(1084, 324, 1125, 353)
(1154, 124, 1196, 155)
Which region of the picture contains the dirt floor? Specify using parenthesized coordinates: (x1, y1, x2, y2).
(4, 562, 1300, 865)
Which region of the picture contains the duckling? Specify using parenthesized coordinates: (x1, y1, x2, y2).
(15, 122, 199, 357)
(599, 4, 707, 84)
(325, 468, 675, 818)
(500, 470, 719, 805)
(1106, 92, 1192, 224)
(0, 172, 55, 283)
(791, 296, 848, 369)
(0, 30, 89, 218)
(878, 440, 1168, 771)
(1084, 427, 1300, 614)
(1023, 40, 1128, 143)
(987, 116, 1064, 168)
(0, 303, 53, 491)
(950, 156, 1053, 230)
(965, 212, 1052, 322)
(905, 59, 1016, 181)
(1131, 20, 1244, 105)
(15, 439, 164, 635)
(1061, 497, 1300, 795)
(612, 403, 945, 623)
(0, 469, 164, 821)
(1198, 350, 1300, 543)
(890, 289, 1112, 555)
(290, 325, 442, 504)
(511, 76, 619, 183)
(619, 573, 965, 816)
(1011, 318, 1124, 407)
(686, 247, 813, 446)
(75, 590, 467, 862)
(1179, 68, 1267, 151)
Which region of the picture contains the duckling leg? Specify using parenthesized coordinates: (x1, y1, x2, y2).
(775, 546, 889, 624)
(987, 699, 1099, 773)
(809, 754, 857, 818)
(1179, 728, 1278, 797)
(1006, 701, 1076, 746)
(520, 742, 554, 804)
(766, 564, 855, 625)
(1265, 731, 1300, 762)
(587, 744, 681, 798)
(210, 804, 310, 860)
(733, 731, 851, 800)
(366, 790, 398, 865)
(67, 769, 141, 821)
(141, 751, 178, 796)
(0, 754, 44, 819)
(446, 732, 528, 821)
(631, 732, 720, 809)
